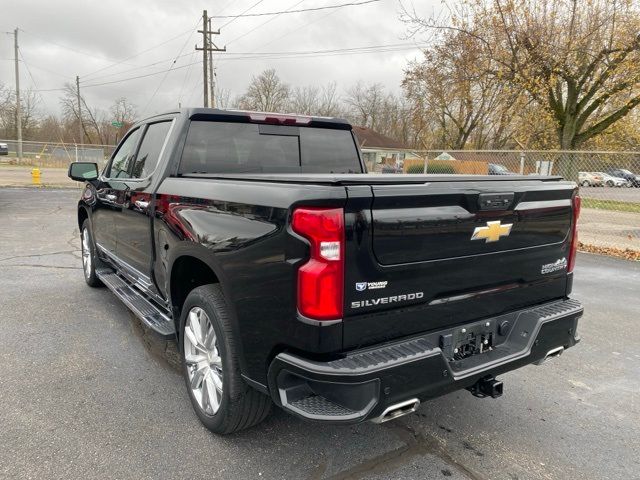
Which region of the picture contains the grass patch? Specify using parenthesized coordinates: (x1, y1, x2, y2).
(581, 197, 640, 213)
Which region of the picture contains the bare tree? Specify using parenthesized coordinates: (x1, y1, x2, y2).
(317, 82, 342, 117)
(110, 97, 137, 125)
(238, 69, 290, 112)
(214, 87, 232, 109)
(105, 97, 137, 144)
(344, 81, 386, 129)
(343, 82, 413, 145)
(288, 86, 320, 115)
(60, 83, 107, 144)
(37, 115, 64, 143)
(60, 83, 87, 143)
(0, 86, 40, 140)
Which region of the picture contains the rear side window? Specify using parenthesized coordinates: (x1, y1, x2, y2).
(131, 121, 172, 178)
(179, 121, 361, 174)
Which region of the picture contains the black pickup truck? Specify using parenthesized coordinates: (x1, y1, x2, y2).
(68, 108, 583, 434)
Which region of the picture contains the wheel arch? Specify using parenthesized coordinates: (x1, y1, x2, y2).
(167, 248, 235, 338)
(78, 203, 90, 231)
(167, 248, 251, 378)
(170, 255, 219, 319)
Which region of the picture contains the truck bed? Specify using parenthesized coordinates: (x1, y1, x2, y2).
(180, 172, 564, 185)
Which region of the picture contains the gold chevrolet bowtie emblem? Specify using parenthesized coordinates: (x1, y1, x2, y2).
(471, 220, 513, 243)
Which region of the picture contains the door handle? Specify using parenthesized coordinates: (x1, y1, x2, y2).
(134, 200, 150, 210)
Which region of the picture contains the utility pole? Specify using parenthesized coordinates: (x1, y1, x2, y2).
(201, 10, 208, 108)
(13, 28, 22, 162)
(208, 18, 215, 108)
(196, 10, 225, 108)
(76, 76, 83, 157)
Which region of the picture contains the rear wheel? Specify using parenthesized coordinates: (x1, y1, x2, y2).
(80, 220, 103, 287)
(581, 180, 590, 187)
(180, 284, 271, 434)
(606, 180, 614, 187)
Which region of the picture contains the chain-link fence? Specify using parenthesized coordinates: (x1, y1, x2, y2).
(1, 141, 638, 253)
(365, 149, 640, 253)
(0, 139, 115, 169)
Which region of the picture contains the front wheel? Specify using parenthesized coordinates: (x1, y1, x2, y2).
(80, 220, 103, 287)
(581, 180, 590, 187)
(180, 284, 271, 434)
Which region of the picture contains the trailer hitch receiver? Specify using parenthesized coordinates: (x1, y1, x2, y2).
(467, 376, 503, 399)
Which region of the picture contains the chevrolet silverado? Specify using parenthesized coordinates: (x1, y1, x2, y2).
(68, 108, 583, 434)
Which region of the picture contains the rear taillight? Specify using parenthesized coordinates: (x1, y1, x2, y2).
(291, 207, 344, 321)
(568, 194, 581, 273)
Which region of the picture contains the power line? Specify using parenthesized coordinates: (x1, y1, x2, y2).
(19, 28, 139, 68)
(254, 5, 340, 52)
(30, 59, 202, 92)
(28, 41, 423, 94)
(177, 51, 199, 107)
(18, 49, 72, 157)
(140, 17, 202, 115)
(19, 59, 73, 80)
(213, 0, 380, 18)
(82, 28, 197, 79)
(83, 52, 194, 82)
(220, 0, 266, 29)
(216, 42, 427, 60)
(84, 60, 201, 88)
(185, 66, 203, 106)
(214, 0, 237, 16)
(225, 0, 306, 47)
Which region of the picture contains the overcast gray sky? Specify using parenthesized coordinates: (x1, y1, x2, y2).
(0, 0, 440, 118)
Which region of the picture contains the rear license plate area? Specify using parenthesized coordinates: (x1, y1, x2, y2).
(440, 320, 496, 361)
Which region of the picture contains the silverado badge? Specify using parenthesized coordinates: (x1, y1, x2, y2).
(471, 220, 513, 243)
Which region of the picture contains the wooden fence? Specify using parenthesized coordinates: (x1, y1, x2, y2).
(403, 158, 489, 175)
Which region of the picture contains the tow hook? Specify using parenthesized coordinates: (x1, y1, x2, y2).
(467, 376, 503, 399)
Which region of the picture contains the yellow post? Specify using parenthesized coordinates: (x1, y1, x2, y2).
(31, 168, 41, 186)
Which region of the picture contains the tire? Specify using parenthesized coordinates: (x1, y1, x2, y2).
(581, 180, 590, 187)
(180, 284, 271, 434)
(80, 220, 103, 287)
(606, 180, 614, 187)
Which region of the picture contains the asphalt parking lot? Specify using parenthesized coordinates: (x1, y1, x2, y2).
(1, 187, 638, 480)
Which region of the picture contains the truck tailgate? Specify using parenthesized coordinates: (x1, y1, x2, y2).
(343, 179, 577, 349)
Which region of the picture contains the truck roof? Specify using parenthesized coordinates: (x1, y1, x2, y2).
(140, 108, 352, 130)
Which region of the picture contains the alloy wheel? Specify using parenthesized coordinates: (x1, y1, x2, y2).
(81, 228, 92, 279)
(184, 306, 223, 415)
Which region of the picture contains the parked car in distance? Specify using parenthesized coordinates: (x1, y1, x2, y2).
(578, 171, 603, 187)
(0, 143, 8, 155)
(597, 172, 629, 187)
(488, 163, 515, 175)
(68, 108, 583, 435)
(605, 168, 640, 187)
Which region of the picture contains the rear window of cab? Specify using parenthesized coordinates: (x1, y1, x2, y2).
(178, 121, 361, 174)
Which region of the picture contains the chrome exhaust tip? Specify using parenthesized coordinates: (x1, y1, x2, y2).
(534, 346, 564, 365)
(370, 398, 420, 424)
